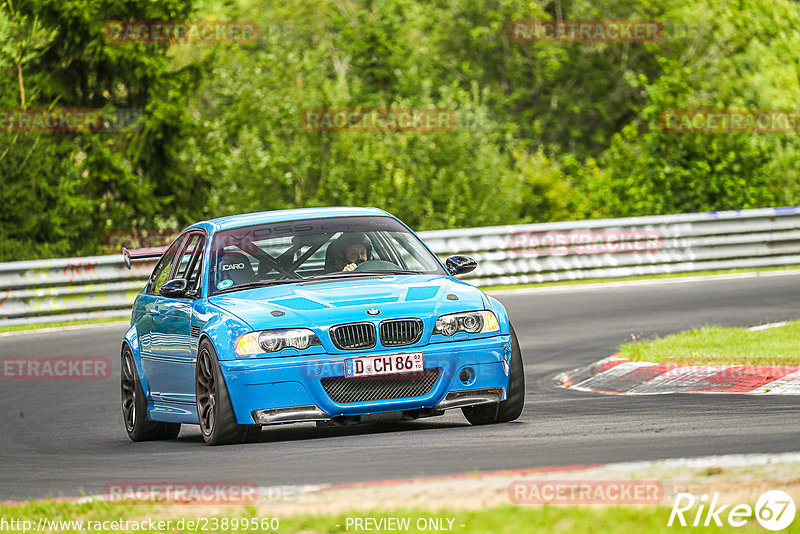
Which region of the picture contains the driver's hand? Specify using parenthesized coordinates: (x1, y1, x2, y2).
(343, 263, 357, 272)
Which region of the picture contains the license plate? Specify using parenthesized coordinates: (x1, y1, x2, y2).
(344, 352, 423, 378)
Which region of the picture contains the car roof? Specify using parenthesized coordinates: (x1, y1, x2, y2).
(184, 207, 392, 233)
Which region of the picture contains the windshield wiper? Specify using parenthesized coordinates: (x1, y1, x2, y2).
(213, 279, 300, 294)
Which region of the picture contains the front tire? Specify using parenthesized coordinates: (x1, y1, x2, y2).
(462, 325, 525, 425)
(121, 346, 181, 441)
(196, 340, 261, 446)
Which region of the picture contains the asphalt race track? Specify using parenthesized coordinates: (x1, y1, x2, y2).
(2, 273, 800, 501)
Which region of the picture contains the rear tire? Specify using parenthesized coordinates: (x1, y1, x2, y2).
(121, 346, 181, 441)
(196, 340, 260, 446)
(462, 325, 525, 425)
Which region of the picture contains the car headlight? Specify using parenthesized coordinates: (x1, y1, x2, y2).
(235, 328, 321, 356)
(433, 311, 499, 336)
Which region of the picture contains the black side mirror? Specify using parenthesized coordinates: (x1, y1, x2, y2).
(445, 255, 477, 276)
(159, 278, 189, 298)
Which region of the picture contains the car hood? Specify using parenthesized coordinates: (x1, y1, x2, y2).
(208, 274, 486, 330)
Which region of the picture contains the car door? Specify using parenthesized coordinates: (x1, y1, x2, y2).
(136, 235, 184, 380)
(143, 232, 205, 404)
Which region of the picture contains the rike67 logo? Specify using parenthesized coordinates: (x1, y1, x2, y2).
(669, 490, 795, 531)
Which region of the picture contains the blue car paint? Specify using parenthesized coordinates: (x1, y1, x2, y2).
(121, 207, 515, 426)
(221, 336, 510, 423)
(123, 324, 149, 397)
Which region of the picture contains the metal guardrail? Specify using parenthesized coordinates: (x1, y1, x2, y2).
(2, 206, 799, 327)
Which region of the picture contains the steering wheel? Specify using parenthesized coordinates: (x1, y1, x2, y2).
(354, 260, 401, 271)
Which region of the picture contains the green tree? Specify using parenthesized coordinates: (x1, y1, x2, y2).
(584, 0, 800, 217)
(0, 0, 205, 260)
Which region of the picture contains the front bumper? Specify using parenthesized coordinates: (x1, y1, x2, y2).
(220, 335, 512, 425)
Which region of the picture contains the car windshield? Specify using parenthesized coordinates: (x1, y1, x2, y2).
(209, 215, 446, 295)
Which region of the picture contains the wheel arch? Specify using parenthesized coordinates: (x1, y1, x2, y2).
(195, 333, 236, 394)
(121, 324, 151, 398)
(198, 308, 252, 361)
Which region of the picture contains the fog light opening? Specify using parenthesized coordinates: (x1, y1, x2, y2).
(459, 367, 476, 386)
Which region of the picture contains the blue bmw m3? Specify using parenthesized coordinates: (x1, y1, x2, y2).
(120, 207, 524, 445)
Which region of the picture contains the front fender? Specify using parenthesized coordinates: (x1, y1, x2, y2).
(199, 302, 252, 361)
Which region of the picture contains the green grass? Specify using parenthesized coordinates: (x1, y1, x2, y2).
(0, 501, 788, 533)
(621, 321, 800, 366)
(0, 317, 128, 334)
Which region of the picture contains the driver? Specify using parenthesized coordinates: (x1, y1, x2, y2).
(343, 242, 369, 271)
(330, 233, 373, 271)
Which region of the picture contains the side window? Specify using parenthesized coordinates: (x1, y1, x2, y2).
(147, 237, 184, 295)
(175, 233, 205, 291)
(186, 247, 204, 291)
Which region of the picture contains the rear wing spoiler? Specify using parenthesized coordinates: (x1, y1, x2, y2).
(122, 246, 167, 270)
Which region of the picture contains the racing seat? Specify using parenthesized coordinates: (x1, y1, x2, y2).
(323, 240, 346, 272)
(217, 252, 258, 285)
